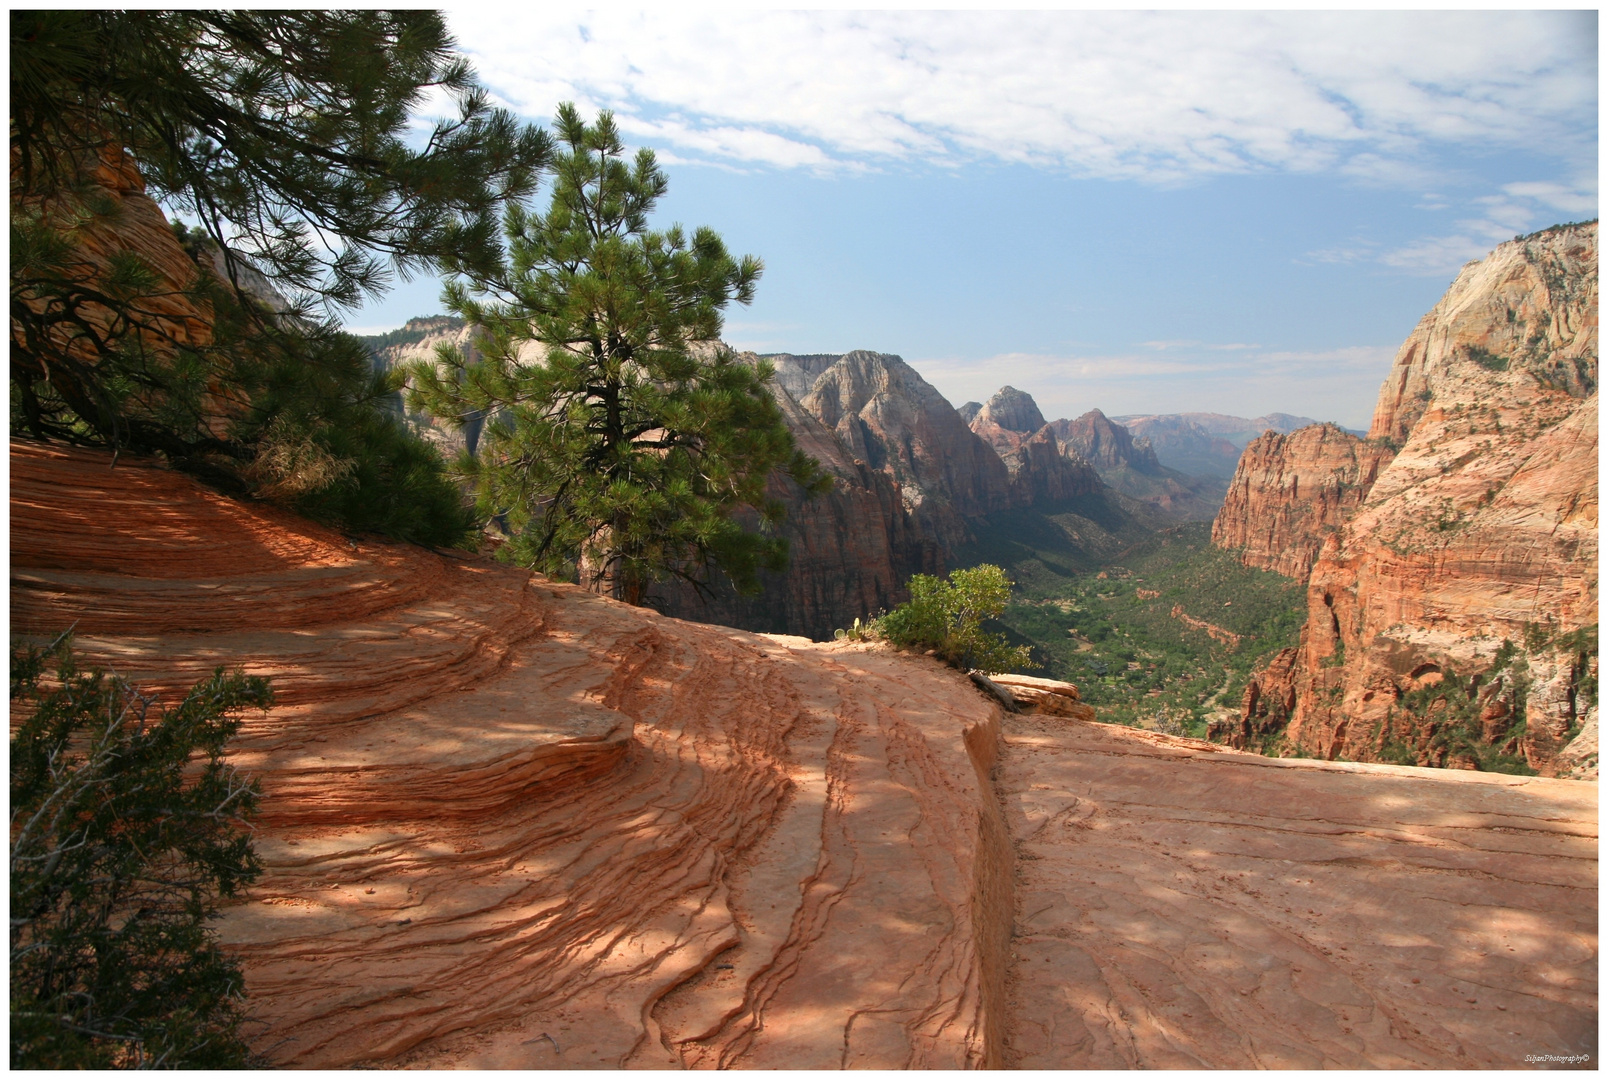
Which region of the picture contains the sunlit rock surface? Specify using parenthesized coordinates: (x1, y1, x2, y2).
(13, 437, 1595, 1070)
(1223, 223, 1599, 775)
(998, 715, 1598, 1069)
(11, 439, 1011, 1069)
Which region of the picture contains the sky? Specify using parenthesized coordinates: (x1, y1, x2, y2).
(343, 9, 1599, 430)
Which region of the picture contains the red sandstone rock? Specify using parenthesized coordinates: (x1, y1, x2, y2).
(1213, 423, 1396, 580)
(999, 714, 1597, 1068)
(10, 438, 1012, 1069)
(13, 439, 1595, 1068)
(1222, 223, 1598, 776)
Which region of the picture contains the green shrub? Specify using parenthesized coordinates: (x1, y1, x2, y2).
(878, 565, 1036, 673)
(10, 635, 271, 1068)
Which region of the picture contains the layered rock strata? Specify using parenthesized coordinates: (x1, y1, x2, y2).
(11, 438, 1013, 1069)
(803, 352, 1015, 545)
(1220, 223, 1599, 776)
(1000, 714, 1597, 1068)
(1212, 423, 1396, 580)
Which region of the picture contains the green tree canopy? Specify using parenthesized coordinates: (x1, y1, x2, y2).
(11, 10, 550, 312)
(10, 11, 526, 546)
(408, 104, 829, 604)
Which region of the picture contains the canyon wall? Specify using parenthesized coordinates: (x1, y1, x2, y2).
(1053, 409, 1228, 521)
(1216, 223, 1598, 777)
(968, 387, 1105, 507)
(1212, 424, 1396, 580)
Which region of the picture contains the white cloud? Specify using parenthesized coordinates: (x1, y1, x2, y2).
(443, 10, 1596, 182)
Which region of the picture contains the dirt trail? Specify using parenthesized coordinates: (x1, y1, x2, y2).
(995, 711, 1598, 1068)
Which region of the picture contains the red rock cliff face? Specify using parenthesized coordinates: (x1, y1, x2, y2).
(970, 388, 1105, 506)
(1224, 223, 1599, 777)
(804, 352, 1015, 549)
(1212, 424, 1396, 580)
(653, 370, 934, 639)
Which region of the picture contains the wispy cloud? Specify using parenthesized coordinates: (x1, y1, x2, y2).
(1377, 178, 1598, 275)
(445, 10, 1597, 183)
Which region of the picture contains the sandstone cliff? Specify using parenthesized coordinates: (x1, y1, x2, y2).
(651, 369, 933, 640)
(1212, 423, 1396, 580)
(969, 385, 1047, 453)
(13, 145, 248, 441)
(968, 387, 1105, 508)
(1219, 222, 1599, 777)
(803, 352, 1015, 542)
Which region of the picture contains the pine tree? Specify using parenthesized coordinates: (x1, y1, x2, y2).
(10, 11, 535, 545)
(11, 11, 549, 315)
(408, 105, 829, 604)
(10, 635, 272, 1068)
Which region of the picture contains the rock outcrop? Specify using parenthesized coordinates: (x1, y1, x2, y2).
(803, 352, 1014, 543)
(1219, 222, 1599, 777)
(1050, 409, 1162, 473)
(11, 438, 1013, 1069)
(968, 387, 1105, 507)
(1212, 423, 1397, 580)
(969, 385, 1047, 452)
(1000, 713, 1597, 1068)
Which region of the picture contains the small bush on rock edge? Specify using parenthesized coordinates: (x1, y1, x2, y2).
(876, 565, 1038, 673)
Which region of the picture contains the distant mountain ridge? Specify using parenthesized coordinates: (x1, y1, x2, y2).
(1108, 411, 1360, 478)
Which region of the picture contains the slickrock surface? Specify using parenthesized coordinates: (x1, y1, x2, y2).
(998, 715, 1598, 1069)
(1213, 423, 1396, 580)
(11, 438, 1012, 1070)
(1231, 223, 1599, 775)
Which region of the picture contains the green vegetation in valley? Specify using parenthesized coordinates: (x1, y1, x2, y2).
(10, 635, 271, 1068)
(965, 521, 1307, 734)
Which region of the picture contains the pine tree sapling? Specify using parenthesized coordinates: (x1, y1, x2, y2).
(408, 105, 829, 603)
(10, 634, 272, 1068)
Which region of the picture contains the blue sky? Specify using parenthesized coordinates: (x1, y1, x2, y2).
(344, 10, 1598, 430)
